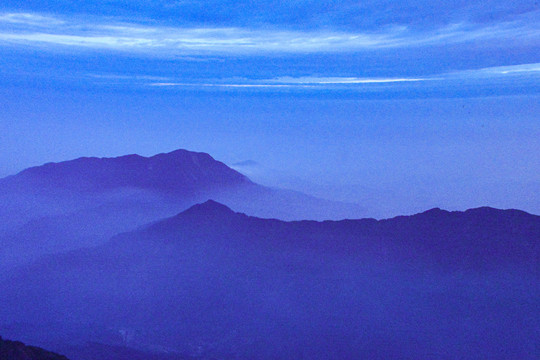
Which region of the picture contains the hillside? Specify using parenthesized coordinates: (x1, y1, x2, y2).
(1, 201, 538, 359)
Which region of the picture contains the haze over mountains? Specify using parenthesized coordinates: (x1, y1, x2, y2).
(0, 149, 538, 359)
(1, 200, 539, 359)
(1, 0, 538, 358)
(0, 149, 365, 268)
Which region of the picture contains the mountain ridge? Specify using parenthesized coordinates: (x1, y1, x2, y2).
(100, 199, 539, 272)
(3, 149, 251, 195)
(1, 201, 538, 359)
(157, 200, 539, 228)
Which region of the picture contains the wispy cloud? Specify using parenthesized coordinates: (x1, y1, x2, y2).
(268, 76, 427, 84)
(147, 64, 540, 88)
(476, 63, 540, 75)
(150, 83, 300, 88)
(137, 63, 540, 94)
(0, 13, 64, 26)
(0, 12, 538, 55)
(148, 77, 427, 88)
(435, 63, 540, 80)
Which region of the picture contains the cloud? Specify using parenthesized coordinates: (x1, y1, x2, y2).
(0, 13, 64, 26)
(141, 63, 540, 92)
(269, 76, 427, 84)
(437, 63, 540, 80)
(477, 63, 540, 75)
(149, 83, 301, 88)
(149, 76, 426, 88)
(0, 12, 538, 56)
(147, 76, 428, 88)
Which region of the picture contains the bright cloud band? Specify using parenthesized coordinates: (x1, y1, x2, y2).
(0, 12, 539, 55)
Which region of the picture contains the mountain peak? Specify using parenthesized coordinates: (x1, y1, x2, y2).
(148, 148, 213, 161)
(142, 200, 241, 234)
(421, 207, 449, 216)
(181, 200, 236, 216)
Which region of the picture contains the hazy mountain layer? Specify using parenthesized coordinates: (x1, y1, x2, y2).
(0, 150, 366, 269)
(1, 201, 537, 359)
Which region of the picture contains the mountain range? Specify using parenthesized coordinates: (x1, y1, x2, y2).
(1, 200, 538, 359)
(0, 149, 538, 359)
(0, 149, 366, 269)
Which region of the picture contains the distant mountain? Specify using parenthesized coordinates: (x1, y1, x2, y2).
(0, 150, 365, 220)
(0, 336, 69, 360)
(133, 201, 540, 270)
(0, 149, 366, 269)
(1, 201, 537, 359)
(0, 149, 246, 233)
(1, 150, 250, 195)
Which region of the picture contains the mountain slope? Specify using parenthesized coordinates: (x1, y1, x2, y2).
(1, 201, 538, 359)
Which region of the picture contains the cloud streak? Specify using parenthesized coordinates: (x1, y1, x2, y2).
(477, 63, 540, 75)
(145, 64, 540, 90)
(149, 77, 427, 88)
(268, 76, 427, 84)
(0, 12, 538, 56)
(0, 13, 64, 26)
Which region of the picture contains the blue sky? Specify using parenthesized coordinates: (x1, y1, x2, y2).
(0, 1, 539, 216)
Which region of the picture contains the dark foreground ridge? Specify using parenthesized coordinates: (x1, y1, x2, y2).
(0, 336, 69, 360)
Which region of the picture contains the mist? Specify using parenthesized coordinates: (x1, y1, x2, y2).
(1, 202, 537, 359)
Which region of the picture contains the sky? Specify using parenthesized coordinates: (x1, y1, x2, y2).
(0, 1, 539, 217)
